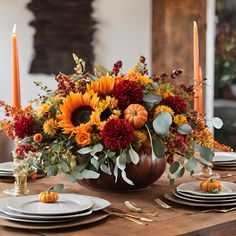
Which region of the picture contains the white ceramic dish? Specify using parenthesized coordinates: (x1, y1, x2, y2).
(177, 181, 236, 197)
(173, 190, 236, 203)
(213, 152, 236, 162)
(7, 194, 93, 216)
(0, 162, 13, 172)
(0, 211, 76, 224)
(84, 196, 111, 211)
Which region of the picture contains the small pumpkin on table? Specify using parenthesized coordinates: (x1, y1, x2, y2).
(38, 184, 64, 203)
(200, 178, 222, 194)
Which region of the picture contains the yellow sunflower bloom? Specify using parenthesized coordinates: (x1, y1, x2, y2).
(43, 119, 57, 136)
(174, 114, 187, 126)
(37, 103, 50, 116)
(154, 105, 174, 116)
(57, 91, 99, 135)
(90, 76, 115, 96)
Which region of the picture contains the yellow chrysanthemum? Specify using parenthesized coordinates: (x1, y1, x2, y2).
(174, 114, 187, 126)
(37, 103, 50, 116)
(90, 76, 115, 96)
(156, 89, 174, 99)
(43, 118, 57, 136)
(125, 71, 151, 85)
(134, 130, 148, 146)
(57, 91, 99, 135)
(154, 105, 174, 116)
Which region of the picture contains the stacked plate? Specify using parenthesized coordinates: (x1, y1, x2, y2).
(164, 181, 236, 207)
(0, 162, 14, 182)
(0, 193, 110, 229)
(213, 152, 236, 170)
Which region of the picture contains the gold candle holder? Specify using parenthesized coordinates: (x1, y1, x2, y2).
(13, 160, 30, 196)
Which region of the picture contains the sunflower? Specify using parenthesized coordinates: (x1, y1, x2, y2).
(57, 91, 99, 135)
(90, 76, 115, 96)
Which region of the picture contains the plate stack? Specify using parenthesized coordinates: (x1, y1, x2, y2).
(164, 181, 236, 208)
(0, 194, 110, 229)
(213, 152, 236, 171)
(0, 162, 13, 182)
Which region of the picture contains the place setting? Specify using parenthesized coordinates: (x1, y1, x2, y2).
(212, 152, 236, 171)
(0, 190, 111, 230)
(164, 179, 236, 209)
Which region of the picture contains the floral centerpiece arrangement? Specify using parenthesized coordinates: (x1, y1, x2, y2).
(0, 55, 231, 189)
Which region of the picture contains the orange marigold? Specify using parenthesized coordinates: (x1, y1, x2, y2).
(154, 105, 174, 116)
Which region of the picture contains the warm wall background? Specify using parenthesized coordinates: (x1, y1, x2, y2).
(0, 0, 152, 118)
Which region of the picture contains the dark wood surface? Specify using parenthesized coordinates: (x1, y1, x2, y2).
(152, 0, 206, 86)
(0, 171, 235, 235)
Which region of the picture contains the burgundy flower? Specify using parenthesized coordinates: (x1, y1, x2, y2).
(162, 95, 187, 113)
(112, 60, 123, 76)
(100, 119, 135, 152)
(13, 114, 35, 139)
(15, 144, 37, 159)
(113, 80, 143, 109)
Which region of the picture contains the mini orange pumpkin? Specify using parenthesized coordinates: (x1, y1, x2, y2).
(39, 187, 59, 203)
(124, 104, 148, 129)
(200, 179, 222, 193)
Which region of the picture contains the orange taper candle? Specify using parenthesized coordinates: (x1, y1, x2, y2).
(11, 24, 21, 109)
(193, 21, 203, 113)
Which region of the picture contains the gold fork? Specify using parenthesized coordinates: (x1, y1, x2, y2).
(154, 198, 195, 214)
(202, 207, 236, 213)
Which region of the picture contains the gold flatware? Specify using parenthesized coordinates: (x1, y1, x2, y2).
(124, 201, 159, 217)
(220, 173, 236, 178)
(202, 207, 236, 213)
(104, 209, 154, 222)
(154, 198, 194, 214)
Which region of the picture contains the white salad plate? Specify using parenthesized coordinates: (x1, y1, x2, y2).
(177, 181, 236, 197)
(173, 190, 236, 203)
(213, 152, 236, 162)
(0, 162, 13, 172)
(7, 194, 93, 216)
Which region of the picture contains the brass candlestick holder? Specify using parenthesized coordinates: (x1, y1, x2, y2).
(13, 160, 30, 196)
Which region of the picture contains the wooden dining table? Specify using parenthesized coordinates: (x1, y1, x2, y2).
(0, 171, 235, 236)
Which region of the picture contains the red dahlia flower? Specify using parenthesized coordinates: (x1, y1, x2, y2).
(100, 119, 135, 151)
(113, 80, 143, 109)
(162, 95, 187, 113)
(13, 114, 35, 139)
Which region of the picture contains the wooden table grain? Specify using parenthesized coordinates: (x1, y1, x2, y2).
(0, 171, 235, 236)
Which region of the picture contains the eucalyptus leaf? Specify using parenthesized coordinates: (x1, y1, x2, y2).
(121, 171, 134, 185)
(176, 167, 185, 178)
(90, 158, 99, 170)
(61, 161, 69, 172)
(145, 124, 157, 160)
(67, 174, 77, 183)
(143, 93, 162, 104)
(75, 172, 83, 180)
(21, 137, 33, 144)
(78, 147, 92, 155)
(128, 146, 139, 164)
(82, 169, 100, 179)
(186, 157, 198, 172)
(113, 164, 118, 183)
(153, 111, 172, 135)
(152, 136, 165, 158)
(47, 166, 58, 176)
(197, 145, 214, 163)
(177, 124, 192, 135)
(116, 152, 126, 170)
(92, 144, 103, 153)
(53, 143, 61, 153)
(169, 161, 180, 174)
(100, 163, 112, 175)
(52, 184, 64, 193)
(212, 117, 223, 129)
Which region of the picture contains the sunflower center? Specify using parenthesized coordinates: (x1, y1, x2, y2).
(100, 108, 112, 121)
(71, 106, 93, 127)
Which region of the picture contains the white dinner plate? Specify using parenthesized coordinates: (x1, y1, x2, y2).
(175, 188, 236, 200)
(213, 162, 236, 167)
(173, 190, 236, 203)
(0, 211, 76, 224)
(213, 152, 236, 162)
(0, 162, 13, 172)
(177, 181, 236, 197)
(7, 194, 93, 216)
(0, 171, 13, 177)
(84, 196, 111, 211)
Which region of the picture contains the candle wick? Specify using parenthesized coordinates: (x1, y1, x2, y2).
(12, 24, 16, 34)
